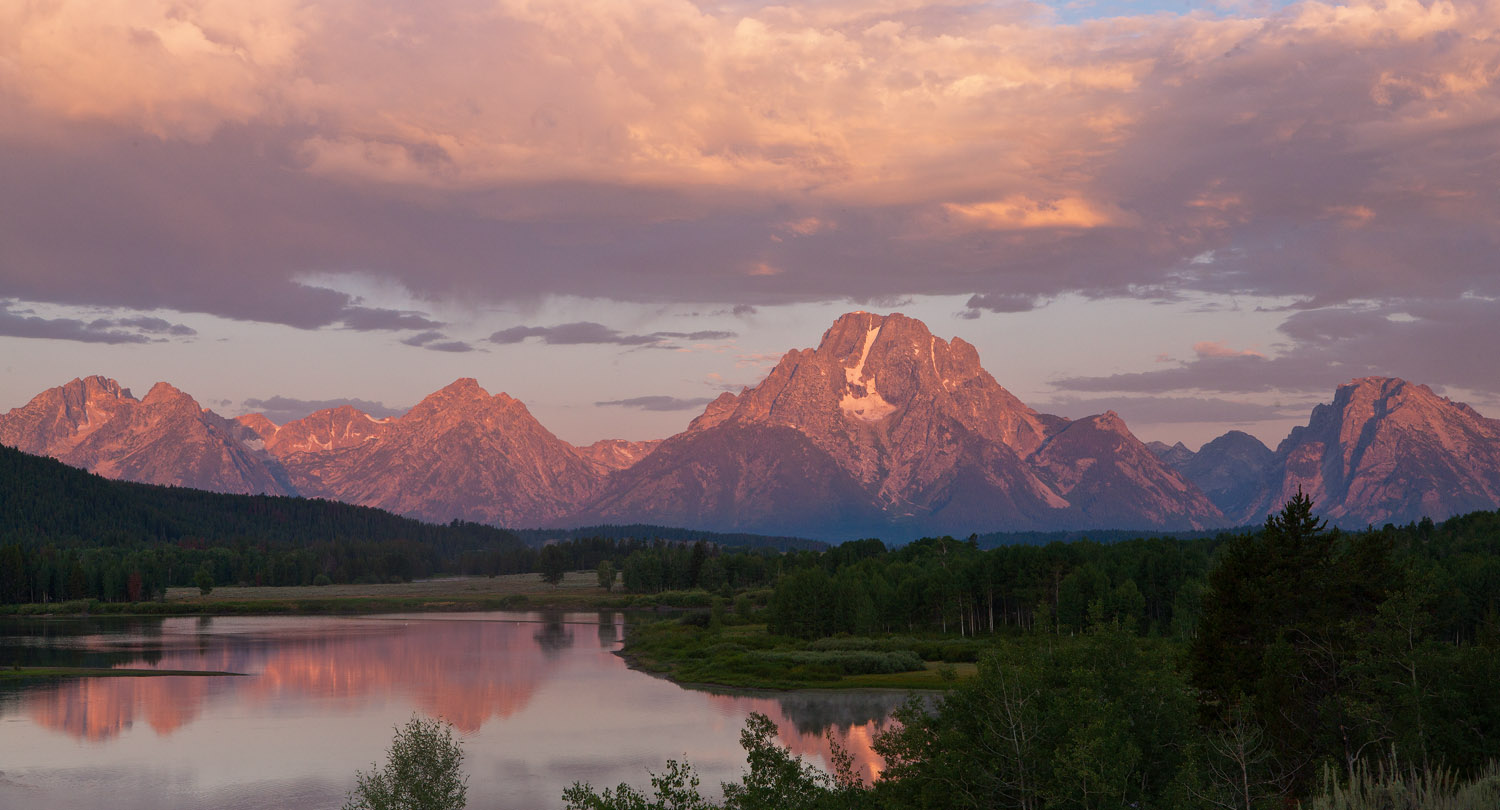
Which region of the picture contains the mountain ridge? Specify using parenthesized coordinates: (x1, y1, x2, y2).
(6, 315, 1500, 537)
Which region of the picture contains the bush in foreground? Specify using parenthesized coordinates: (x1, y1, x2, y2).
(344, 715, 467, 810)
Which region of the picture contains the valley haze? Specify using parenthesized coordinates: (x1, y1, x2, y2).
(6, 312, 1499, 540)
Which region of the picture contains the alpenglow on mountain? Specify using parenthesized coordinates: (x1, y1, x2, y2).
(6, 312, 1500, 538)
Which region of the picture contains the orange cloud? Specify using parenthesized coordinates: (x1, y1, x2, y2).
(944, 195, 1126, 231)
(3, 0, 1495, 211)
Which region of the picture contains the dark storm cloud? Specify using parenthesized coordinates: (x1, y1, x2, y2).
(242, 396, 407, 424)
(1055, 298, 1500, 397)
(595, 395, 717, 412)
(489, 322, 734, 348)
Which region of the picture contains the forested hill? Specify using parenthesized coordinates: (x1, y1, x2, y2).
(515, 524, 826, 552)
(0, 443, 524, 553)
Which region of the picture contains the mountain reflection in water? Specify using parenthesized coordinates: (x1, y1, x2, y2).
(0, 613, 908, 810)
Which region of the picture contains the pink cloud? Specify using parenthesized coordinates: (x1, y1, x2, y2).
(3, 0, 1500, 330)
(1194, 341, 1265, 359)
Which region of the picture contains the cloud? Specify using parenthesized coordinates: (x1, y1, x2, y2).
(400, 331, 475, 352)
(1192, 341, 1264, 359)
(2, 0, 1499, 336)
(595, 395, 717, 412)
(1055, 298, 1500, 397)
(943, 196, 1127, 231)
(1032, 394, 1305, 425)
(0, 301, 181, 344)
(489, 322, 734, 348)
(242, 395, 407, 424)
(965, 293, 1043, 314)
(90, 315, 197, 337)
(340, 306, 442, 331)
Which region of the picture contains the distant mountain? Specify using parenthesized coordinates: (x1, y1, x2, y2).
(1247, 377, 1500, 527)
(574, 439, 662, 474)
(253, 379, 602, 526)
(14, 320, 1499, 538)
(1028, 411, 1220, 530)
(1147, 440, 1195, 468)
(578, 311, 1221, 536)
(0, 376, 292, 495)
(1157, 431, 1274, 520)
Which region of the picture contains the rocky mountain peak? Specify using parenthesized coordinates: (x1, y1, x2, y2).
(686, 392, 738, 432)
(586, 311, 1223, 535)
(141, 381, 194, 408)
(1252, 376, 1500, 525)
(719, 311, 1049, 456)
(575, 438, 663, 473)
(266, 404, 390, 456)
(403, 378, 523, 424)
(1166, 430, 1273, 520)
(434, 377, 489, 400)
(235, 413, 280, 442)
(1147, 440, 1196, 468)
(0, 376, 291, 496)
(71, 375, 133, 402)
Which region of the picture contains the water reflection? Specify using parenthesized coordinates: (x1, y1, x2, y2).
(13, 615, 561, 739)
(0, 613, 908, 810)
(703, 690, 913, 784)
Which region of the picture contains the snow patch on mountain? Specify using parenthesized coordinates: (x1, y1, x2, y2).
(840, 325, 897, 422)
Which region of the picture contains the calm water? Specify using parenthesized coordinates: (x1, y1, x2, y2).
(0, 613, 907, 809)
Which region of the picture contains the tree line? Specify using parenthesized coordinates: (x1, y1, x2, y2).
(570, 494, 1500, 810)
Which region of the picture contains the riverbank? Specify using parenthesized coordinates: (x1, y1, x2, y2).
(619, 618, 980, 690)
(0, 572, 712, 617)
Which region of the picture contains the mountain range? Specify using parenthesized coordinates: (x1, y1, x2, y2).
(5, 311, 1499, 539)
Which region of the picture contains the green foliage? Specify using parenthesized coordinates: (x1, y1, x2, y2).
(616, 493, 1500, 809)
(746, 649, 924, 676)
(563, 758, 713, 810)
(876, 625, 1197, 810)
(597, 560, 617, 592)
(343, 715, 467, 810)
(1191, 491, 1405, 793)
(193, 566, 213, 596)
(539, 545, 568, 586)
(563, 712, 864, 810)
(0, 444, 527, 601)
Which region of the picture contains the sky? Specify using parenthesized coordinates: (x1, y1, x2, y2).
(2, 0, 1499, 451)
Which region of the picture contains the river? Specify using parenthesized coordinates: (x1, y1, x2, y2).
(0, 613, 908, 809)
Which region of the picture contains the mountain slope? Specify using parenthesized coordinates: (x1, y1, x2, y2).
(0, 376, 293, 496)
(1030, 412, 1221, 530)
(261, 379, 602, 526)
(1248, 377, 1500, 526)
(36, 317, 1500, 537)
(584, 311, 1222, 536)
(1169, 430, 1274, 520)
